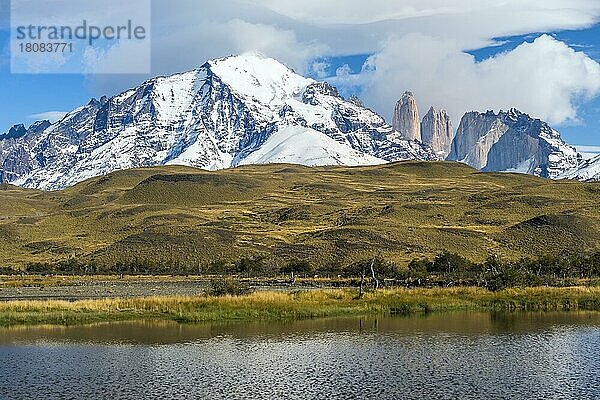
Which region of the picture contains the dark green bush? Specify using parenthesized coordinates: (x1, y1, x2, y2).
(280, 260, 313, 276)
(0, 266, 19, 275)
(208, 278, 254, 296)
(235, 256, 267, 276)
(431, 251, 473, 274)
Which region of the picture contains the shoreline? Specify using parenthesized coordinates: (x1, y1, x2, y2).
(0, 287, 598, 327)
(0, 275, 351, 302)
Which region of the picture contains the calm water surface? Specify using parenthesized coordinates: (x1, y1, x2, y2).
(0, 312, 598, 399)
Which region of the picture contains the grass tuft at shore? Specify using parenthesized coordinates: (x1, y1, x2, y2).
(0, 287, 598, 327)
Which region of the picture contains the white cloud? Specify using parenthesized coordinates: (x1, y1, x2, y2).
(82, 39, 151, 74)
(361, 34, 600, 126)
(576, 145, 600, 152)
(335, 64, 352, 77)
(251, 0, 600, 52)
(151, 18, 327, 75)
(576, 145, 600, 159)
(254, 0, 466, 24)
(310, 61, 330, 79)
(27, 111, 68, 122)
(86, 17, 328, 96)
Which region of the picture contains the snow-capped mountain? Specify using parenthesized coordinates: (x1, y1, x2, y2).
(448, 108, 581, 179)
(0, 53, 434, 190)
(559, 154, 600, 182)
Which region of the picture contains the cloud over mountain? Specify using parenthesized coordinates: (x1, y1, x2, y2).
(13, 0, 600, 129)
(361, 34, 600, 126)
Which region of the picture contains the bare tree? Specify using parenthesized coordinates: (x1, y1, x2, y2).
(358, 268, 365, 299)
(370, 258, 379, 291)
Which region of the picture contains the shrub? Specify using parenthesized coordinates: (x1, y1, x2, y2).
(208, 278, 254, 296)
(235, 256, 267, 276)
(25, 262, 55, 274)
(0, 266, 19, 275)
(407, 258, 431, 279)
(431, 251, 473, 274)
(280, 260, 313, 276)
(343, 257, 398, 279)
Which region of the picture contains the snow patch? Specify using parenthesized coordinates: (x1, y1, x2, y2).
(238, 126, 385, 167)
(209, 54, 313, 107)
(559, 154, 600, 181)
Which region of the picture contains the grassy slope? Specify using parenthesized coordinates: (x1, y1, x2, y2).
(1, 287, 598, 327)
(1, 161, 600, 268)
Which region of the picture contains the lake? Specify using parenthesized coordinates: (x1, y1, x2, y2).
(0, 312, 598, 399)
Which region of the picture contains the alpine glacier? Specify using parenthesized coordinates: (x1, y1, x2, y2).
(0, 53, 434, 190)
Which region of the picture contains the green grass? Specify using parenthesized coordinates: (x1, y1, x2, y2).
(0, 287, 598, 327)
(1, 161, 600, 269)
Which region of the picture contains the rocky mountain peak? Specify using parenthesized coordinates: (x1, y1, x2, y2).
(421, 107, 453, 158)
(448, 109, 581, 178)
(0, 124, 27, 140)
(392, 91, 421, 141)
(302, 82, 341, 105)
(28, 120, 52, 133)
(505, 107, 522, 121)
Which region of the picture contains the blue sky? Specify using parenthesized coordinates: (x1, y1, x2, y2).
(1, 0, 600, 154)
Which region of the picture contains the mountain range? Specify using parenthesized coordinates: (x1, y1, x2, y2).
(0, 53, 597, 189)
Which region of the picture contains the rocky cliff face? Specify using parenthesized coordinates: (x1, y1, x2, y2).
(392, 92, 454, 158)
(0, 120, 52, 182)
(0, 54, 435, 190)
(0, 124, 26, 140)
(448, 108, 581, 178)
(421, 107, 453, 158)
(392, 91, 421, 141)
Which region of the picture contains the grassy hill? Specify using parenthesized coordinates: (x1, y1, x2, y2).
(1, 161, 600, 269)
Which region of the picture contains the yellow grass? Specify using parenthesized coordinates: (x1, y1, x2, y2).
(0, 287, 598, 327)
